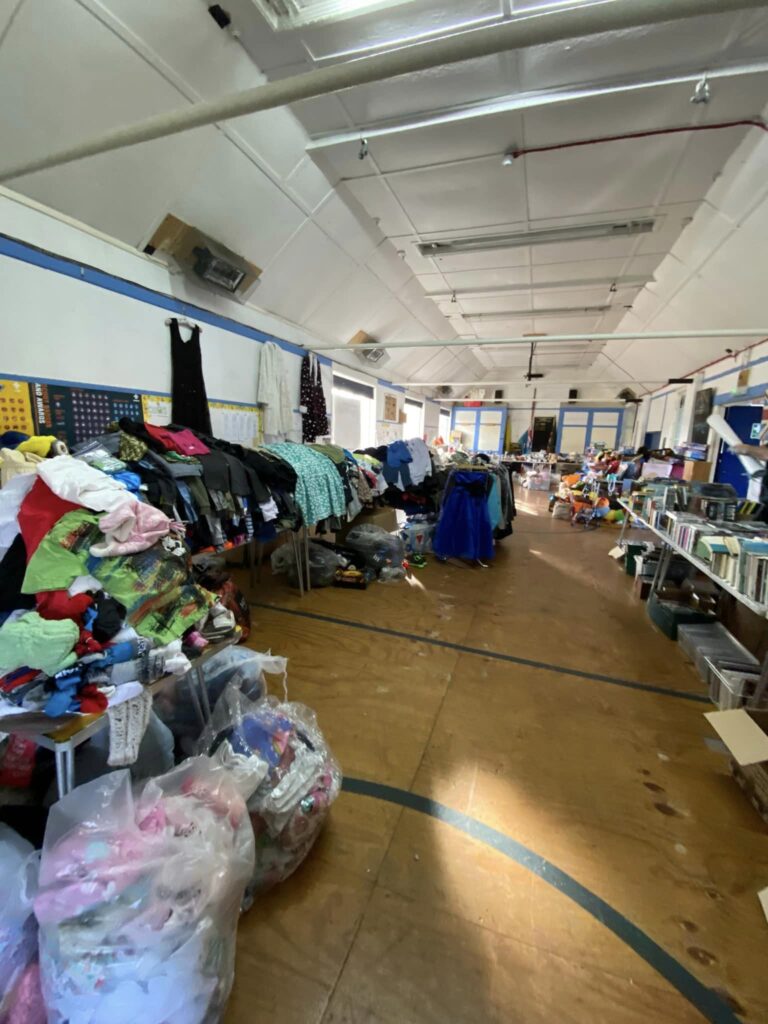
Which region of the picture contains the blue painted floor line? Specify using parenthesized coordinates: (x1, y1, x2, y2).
(251, 601, 707, 704)
(342, 777, 739, 1024)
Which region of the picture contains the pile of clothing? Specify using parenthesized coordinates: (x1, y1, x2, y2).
(0, 445, 245, 772)
(200, 687, 341, 896)
(34, 758, 254, 1024)
(356, 438, 446, 515)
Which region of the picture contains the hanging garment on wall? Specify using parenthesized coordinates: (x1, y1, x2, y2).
(256, 342, 294, 438)
(300, 354, 329, 443)
(169, 318, 212, 434)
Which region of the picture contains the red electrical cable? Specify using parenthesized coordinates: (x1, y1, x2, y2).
(509, 119, 767, 160)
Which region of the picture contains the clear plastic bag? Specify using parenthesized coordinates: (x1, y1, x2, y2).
(35, 757, 254, 1024)
(198, 686, 341, 897)
(271, 541, 344, 588)
(154, 648, 269, 756)
(0, 824, 44, 1024)
(343, 524, 405, 572)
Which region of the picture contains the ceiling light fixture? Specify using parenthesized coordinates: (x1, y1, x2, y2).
(464, 305, 610, 321)
(430, 275, 654, 300)
(251, 0, 417, 31)
(417, 219, 654, 256)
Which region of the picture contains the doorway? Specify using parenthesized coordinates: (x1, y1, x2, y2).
(531, 416, 555, 451)
(714, 404, 763, 496)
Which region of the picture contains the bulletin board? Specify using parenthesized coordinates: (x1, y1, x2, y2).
(141, 394, 263, 448)
(0, 378, 35, 436)
(382, 394, 398, 422)
(32, 381, 143, 445)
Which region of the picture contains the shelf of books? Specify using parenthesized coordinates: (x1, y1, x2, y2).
(618, 498, 768, 618)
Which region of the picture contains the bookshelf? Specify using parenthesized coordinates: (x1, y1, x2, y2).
(617, 499, 768, 619)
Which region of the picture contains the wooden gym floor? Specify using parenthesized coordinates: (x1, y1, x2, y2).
(226, 491, 768, 1024)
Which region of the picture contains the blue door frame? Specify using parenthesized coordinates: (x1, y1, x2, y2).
(449, 406, 508, 453)
(555, 406, 624, 452)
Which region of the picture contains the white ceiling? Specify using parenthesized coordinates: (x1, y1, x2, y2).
(0, 0, 767, 394)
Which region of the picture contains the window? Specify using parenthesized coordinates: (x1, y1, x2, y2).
(404, 398, 424, 439)
(332, 375, 375, 450)
(438, 408, 451, 441)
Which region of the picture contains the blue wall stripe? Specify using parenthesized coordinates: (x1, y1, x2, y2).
(378, 378, 406, 393)
(342, 777, 740, 1024)
(0, 372, 263, 410)
(250, 602, 708, 703)
(0, 231, 333, 366)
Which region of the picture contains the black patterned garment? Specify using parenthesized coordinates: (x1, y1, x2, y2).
(300, 353, 329, 442)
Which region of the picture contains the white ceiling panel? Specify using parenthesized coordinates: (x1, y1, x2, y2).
(426, 265, 533, 291)
(285, 156, 334, 212)
(387, 156, 528, 233)
(335, 51, 518, 127)
(171, 136, 305, 270)
(304, 265, 393, 339)
(531, 255, 660, 286)
(0, 0, 217, 246)
(343, 176, 416, 236)
(517, 12, 768, 93)
(662, 125, 754, 206)
(313, 191, 381, 262)
(253, 219, 356, 323)
(526, 135, 690, 220)
(366, 241, 415, 293)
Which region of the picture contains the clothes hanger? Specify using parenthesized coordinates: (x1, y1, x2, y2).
(165, 316, 201, 336)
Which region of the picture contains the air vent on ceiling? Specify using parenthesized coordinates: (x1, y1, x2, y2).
(252, 0, 416, 30)
(435, 385, 454, 397)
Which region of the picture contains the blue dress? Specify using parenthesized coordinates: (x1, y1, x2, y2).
(433, 471, 494, 561)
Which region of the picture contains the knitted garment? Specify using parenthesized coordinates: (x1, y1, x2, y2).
(107, 689, 153, 767)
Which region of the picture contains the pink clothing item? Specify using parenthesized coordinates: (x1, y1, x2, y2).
(89, 502, 171, 558)
(144, 424, 210, 457)
(5, 962, 46, 1024)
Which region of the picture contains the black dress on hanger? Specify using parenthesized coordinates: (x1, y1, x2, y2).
(170, 318, 212, 433)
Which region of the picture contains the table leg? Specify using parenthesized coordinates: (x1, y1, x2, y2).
(291, 532, 304, 597)
(54, 746, 67, 801)
(186, 668, 206, 729)
(196, 665, 212, 722)
(750, 651, 768, 708)
(304, 526, 312, 592)
(651, 542, 673, 596)
(618, 510, 630, 548)
(65, 742, 75, 795)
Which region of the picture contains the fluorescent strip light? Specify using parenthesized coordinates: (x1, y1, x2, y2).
(431, 275, 653, 299)
(464, 305, 610, 321)
(417, 220, 654, 256)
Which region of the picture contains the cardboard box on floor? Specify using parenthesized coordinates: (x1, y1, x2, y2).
(333, 506, 398, 543)
(705, 708, 768, 825)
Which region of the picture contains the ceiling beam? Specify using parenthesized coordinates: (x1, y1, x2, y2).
(306, 59, 768, 151)
(0, 0, 764, 181)
(312, 328, 768, 351)
(393, 379, 667, 386)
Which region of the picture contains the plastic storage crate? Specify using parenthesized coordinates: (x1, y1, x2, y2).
(706, 662, 763, 710)
(678, 622, 759, 685)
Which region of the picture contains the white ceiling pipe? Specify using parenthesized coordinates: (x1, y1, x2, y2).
(0, 0, 762, 181)
(394, 379, 668, 386)
(306, 59, 768, 149)
(312, 328, 768, 351)
(436, 397, 627, 404)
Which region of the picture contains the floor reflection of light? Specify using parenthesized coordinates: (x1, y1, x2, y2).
(405, 574, 427, 592)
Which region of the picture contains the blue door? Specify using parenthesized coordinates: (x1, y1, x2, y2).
(714, 405, 762, 496)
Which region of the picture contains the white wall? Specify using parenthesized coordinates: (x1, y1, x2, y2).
(0, 190, 417, 447)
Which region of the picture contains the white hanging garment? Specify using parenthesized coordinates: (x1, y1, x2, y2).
(256, 342, 294, 437)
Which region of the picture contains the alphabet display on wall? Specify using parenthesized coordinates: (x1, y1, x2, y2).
(32, 382, 143, 445)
